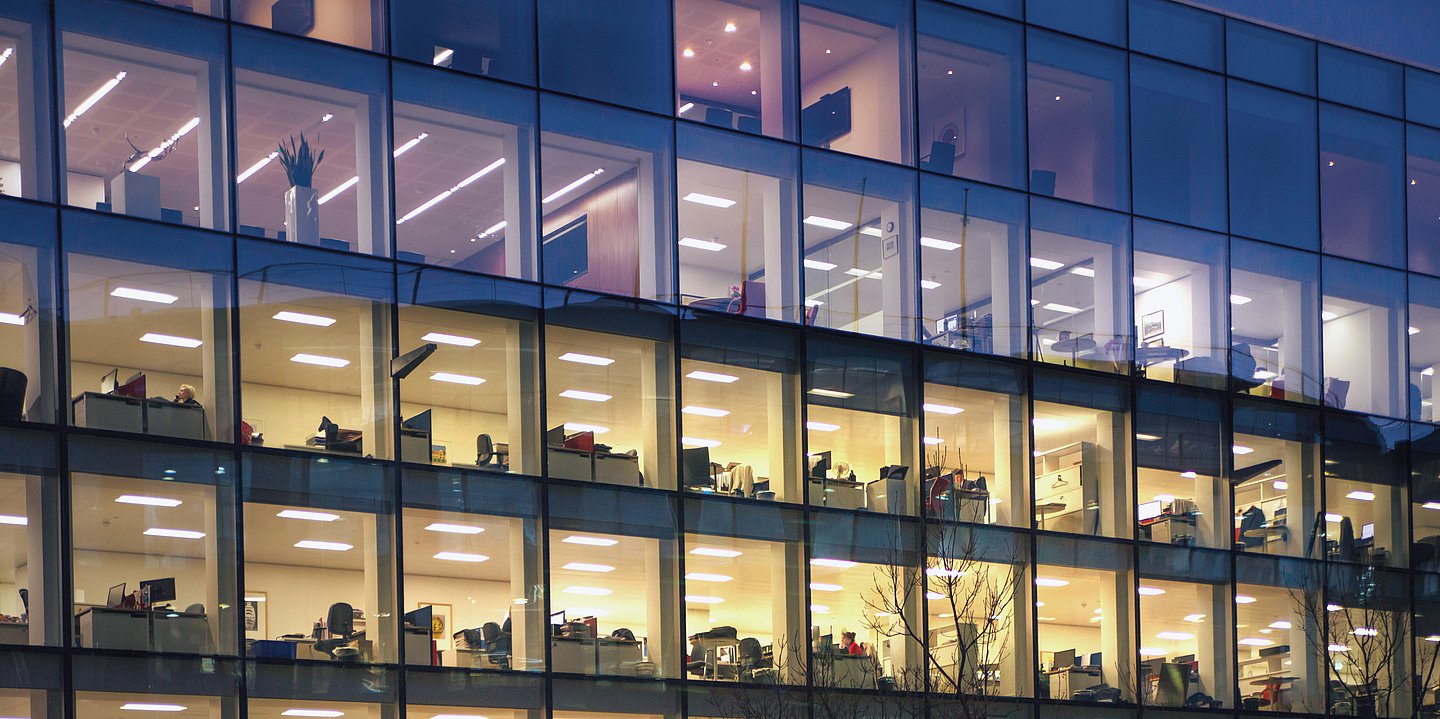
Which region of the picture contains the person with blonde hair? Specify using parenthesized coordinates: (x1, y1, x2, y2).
(173, 384, 201, 407)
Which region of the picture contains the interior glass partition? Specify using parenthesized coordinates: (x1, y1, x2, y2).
(1231, 238, 1321, 404)
(1232, 400, 1322, 560)
(1135, 387, 1226, 549)
(1029, 198, 1131, 373)
(1031, 370, 1130, 538)
(1034, 535, 1134, 703)
(921, 353, 1025, 526)
(798, 0, 913, 165)
(1135, 546, 1232, 708)
(1026, 29, 1128, 211)
(0, 0, 55, 203)
(0, 201, 57, 424)
(1134, 220, 1227, 387)
(1322, 257, 1406, 418)
(674, 0, 796, 140)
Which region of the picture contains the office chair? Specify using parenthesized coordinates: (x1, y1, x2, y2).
(0, 368, 26, 423)
(481, 620, 511, 669)
(477, 433, 495, 466)
(314, 602, 361, 661)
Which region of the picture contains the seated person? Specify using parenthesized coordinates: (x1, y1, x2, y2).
(173, 384, 201, 407)
(838, 630, 864, 656)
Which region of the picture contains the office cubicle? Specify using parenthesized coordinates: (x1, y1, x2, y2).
(0, 203, 56, 426)
(1030, 371, 1130, 538)
(921, 353, 1024, 526)
(1034, 535, 1134, 703)
(1134, 387, 1226, 548)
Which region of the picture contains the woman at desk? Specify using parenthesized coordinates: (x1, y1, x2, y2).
(839, 631, 864, 655)
(173, 384, 201, 407)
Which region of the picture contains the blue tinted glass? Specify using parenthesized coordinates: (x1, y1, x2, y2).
(1408, 124, 1440, 276)
(1128, 0, 1222, 71)
(1025, 0, 1125, 47)
(538, 0, 672, 114)
(1228, 80, 1318, 250)
(1319, 45, 1403, 117)
(937, 0, 1020, 18)
(1130, 57, 1225, 231)
(1408, 67, 1440, 128)
(1226, 20, 1315, 95)
(391, 0, 535, 85)
(1027, 30, 1129, 211)
(1320, 104, 1404, 267)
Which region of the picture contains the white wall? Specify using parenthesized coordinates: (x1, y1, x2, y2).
(800, 35, 904, 164)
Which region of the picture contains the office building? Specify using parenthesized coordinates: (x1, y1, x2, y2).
(0, 0, 1438, 717)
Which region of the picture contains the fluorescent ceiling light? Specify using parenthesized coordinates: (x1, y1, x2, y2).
(845, 268, 881, 279)
(562, 562, 615, 573)
(291, 354, 350, 368)
(144, 528, 205, 540)
(687, 370, 739, 383)
(278, 509, 339, 521)
(1235, 594, 1257, 604)
(681, 437, 721, 448)
(564, 586, 612, 596)
(64, 71, 127, 128)
(542, 168, 605, 205)
(295, 540, 352, 552)
(562, 422, 609, 434)
(562, 535, 618, 547)
(809, 582, 843, 592)
(1238, 637, 1273, 647)
(0, 311, 27, 326)
(1183, 613, 1206, 623)
(920, 236, 960, 251)
(682, 192, 736, 208)
(559, 389, 611, 402)
(1034, 578, 1069, 587)
(317, 176, 359, 205)
(111, 287, 177, 304)
(1269, 620, 1293, 629)
(1232, 445, 1255, 455)
(481, 220, 507, 237)
(1327, 603, 1342, 611)
(273, 311, 336, 326)
(678, 102, 695, 113)
(925, 591, 945, 600)
(140, 333, 202, 348)
(810, 604, 830, 613)
(682, 405, 730, 417)
(1322, 311, 1339, 321)
(923, 436, 944, 445)
(1346, 490, 1376, 501)
(434, 551, 489, 563)
(804, 215, 853, 231)
(426, 522, 483, 534)
(804, 259, 837, 271)
(0, 48, 12, 69)
(399, 157, 506, 222)
(1423, 502, 1440, 510)
(678, 237, 727, 252)
(687, 572, 733, 582)
(923, 402, 964, 415)
(1230, 294, 1252, 305)
(0, 515, 27, 525)
(116, 495, 181, 507)
(859, 226, 882, 237)
(129, 116, 202, 172)
(810, 558, 858, 569)
(433, 47, 454, 65)
(1410, 326, 1421, 335)
(430, 372, 485, 386)
(1029, 257, 1063, 271)
(927, 567, 965, 578)
(393, 132, 429, 158)
(920, 280, 942, 290)
(1156, 631, 1193, 641)
(1273, 480, 1289, 490)
(421, 332, 481, 347)
(1132, 276, 1160, 289)
(559, 352, 615, 366)
(690, 547, 742, 558)
(283, 712, 345, 718)
(1070, 267, 1096, 278)
(121, 705, 188, 712)
(686, 595, 724, 604)
(1137, 586, 1166, 596)
(1042, 302, 1081, 314)
(237, 151, 279, 184)
(806, 421, 840, 432)
(1328, 644, 1350, 652)
(1136, 433, 1162, 442)
(1325, 513, 1344, 522)
(808, 388, 854, 399)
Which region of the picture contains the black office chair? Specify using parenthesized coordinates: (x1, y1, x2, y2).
(0, 368, 26, 423)
(477, 434, 495, 465)
(314, 602, 360, 661)
(481, 620, 511, 669)
(610, 627, 635, 641)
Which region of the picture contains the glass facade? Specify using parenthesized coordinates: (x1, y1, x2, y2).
(4, 0, 1440, 717)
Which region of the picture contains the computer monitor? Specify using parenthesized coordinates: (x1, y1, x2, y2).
(1137, 500, 1163, 522)
(1053, 648, 1076, 670)
(404, 605, 433, 629)
(115, 372, 146, 399)
(100, 368, 120, 394)
(682, 446, 713, 488)
(1361, 522, 1375, 540)
(107, 583, 126, 608)
(402, 409, 432, 434)
(1174, 654, 1196, 666)
(809, 451, 832, 479)
(549, 610, 567, 626)
(546, 425, 568, 446)
(140, 577, 177, 604)
(1088, 652, 1102, 667)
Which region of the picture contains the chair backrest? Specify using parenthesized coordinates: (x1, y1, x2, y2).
(328, 602, 354, 636)
(482, 621, 502, 643)
(739, 637, 763, 664)
(477, 433, 494, 464)
(0, 368, 26, 423)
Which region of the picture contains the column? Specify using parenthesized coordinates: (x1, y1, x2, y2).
(195, 56, 228, 231)
(506, 323, 540, 474)
(760, 174, 799, 321)
(360, 303, 392, 458)
(200, 274, 232, 441)
(353, 94, 387, 256)
(508, 517, 540, 669)
(992, 220, 1024, 357)
(641, 341, 674, 489)
(645, 539, 680, 676)
(1196, 582, 1233, 701)
(1100, 571, 1134, 700)
(767, 370, 801, 502)
(24, 474, 59, 645)
(757, 0, 795, 139)
(503, 125, 536, 279)
(14, 20, 54, 201)
(879, 205, 915, 342)
(992, 395, 1024, 526)
(772, 540, 808, 683)
(1284, 441, 1320, 558)
(636, 152, 670, 302)
(1004, 566, 1034, 696)
(364, 514, 397, 664)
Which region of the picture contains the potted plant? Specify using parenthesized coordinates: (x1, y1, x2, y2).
(278, 134, 324, 246)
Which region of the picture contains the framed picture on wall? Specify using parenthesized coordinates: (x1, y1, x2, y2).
(420, 602, 453, 651)
(1142, 310, 1165, 341)
(244, 591, 267, 638)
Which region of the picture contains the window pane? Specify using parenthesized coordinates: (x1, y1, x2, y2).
(799, 0, 913, 165)
(1035, 536, 1134, 701)
(1319, 45, 1403, 117)
(538, 0, 671, 114)
(1235, 556, 1324, 712)
(0, 201, 57, 423)
(1323, 413, 1407, 568)
(1231, 238, 1321, 404)
(1136, 388, 1226, 549)
(1225, 20, 1315, 95)
(60, 3, 228, 230)
(1032, 372, 1131, 539)
(1320, 105, 1404, 267)
(540, 95, 674, 302)
(1411, 274, 1440, 421)
(1407, 124, 1440, 276)
(393, 65, 537, 278)
(1322, 257, 1406, 417)
(1025, 0, 1124, 47)
(1135, 220, 1227, 387)
(1232, 400, 1321, 561)
(1128, 0, 1222, 71)
(920, 176, 1026, 358)
(231, 0, 382, 51)
(916, 2, 1025, 188)
(1407, 66, 1440, 128)
(922, 354, 1025, 527)
(1027, 30, 1129, 211)
(1029, 198, 1131, 374)
(926, 525, 1030, 696)
(675, 0, 795, 139)
(0, 0, 55, 202)
(0, 427, 57, 646)
(801, 150, 917, 341)
(677, 125, 800, 322)
(390, 0, 535, 85)
(1136, 547, 1231, 707)
(1130, 58, 1225, 231)
(1228, 80, 1319, 249)
(1410, 424, 1440, 567)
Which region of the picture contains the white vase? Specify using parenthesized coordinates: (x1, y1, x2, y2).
(284, 185, 320, 245)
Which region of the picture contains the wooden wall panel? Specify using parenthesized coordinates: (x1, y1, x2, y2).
(542, 169, 640, 297)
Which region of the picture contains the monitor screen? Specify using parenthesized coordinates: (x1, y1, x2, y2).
(100, 368, 120, 394)
(549, 610, 567, 626)
(1361, 522, 1375, 540)
(404, 605, 433, 629)
(1137, 500, 1163, 521)
(1053, 648, 1076, 670)
(402, 409, 432, 434)
(139, 577, 177, 604)
(107, 583, 126, 608)
(682, 447, 712, 487)
(809, 450, 832, 478)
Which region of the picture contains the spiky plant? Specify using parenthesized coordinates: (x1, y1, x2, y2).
(277, 134, 324, 188)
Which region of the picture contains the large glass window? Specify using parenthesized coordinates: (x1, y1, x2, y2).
(0, 201, 57, 424)
(70, 438, 237, 656)
(678, 314, 801, 503)
(674, 0, 795, 139)
(1035, 536, 1134, 703)
(540, 96, 674, 302)
(391, 0, 535, 85)
(234, 30, 391, 256)
(1128, 0, 1222, 72)
(677, 125, 799, 322)
(1407, 124, 1440, 277)
(1235, 556, 1325, 713)
(1232, 400, 1322, 560)
(1136, 547, 1232, 708)
(921, 353, 1025, 527)
(1319, 45, 1403, 118)
(403, 675, 544, 719)
(65, 214, 233, 442)
(1135, 220, 1227, 387)
(1225, 20, 1316, 95)
(547, 484, 679, 678)
(801, 150, 917, 341)
(805, 335, 917, 516)
(1322, 565, 1409, 717)
(544, 292, 675, 490)
(1322, 257, 1407, 417)
(1323, 413, 1407, 568)
(1320, 105, 1405, 267)
(74, 656, 238, 719)
(243, 452, 396, 664)
(238, 240, 395, 460)
(539, 0, 671, 114)
(1031, 371, 1130, 539)
(1411, 274, 1440, 421)
(920, 176, 1026, 359)
(59, 1, 228, 230)
(1029, 198, 1131, 373)
(798, 0, 913, 165)
(916, 2, 1024, 188)
(392, 65, 537, 278)
(396, 267, 541, 474)
(231, 0, 382, 51)
(0, 427, 58, 647)
(1228, 80, 1319, 250)
(1129, 57, 1226, 231)
(926, 525, 1030, 698)
(1231, 238, 1321, 404)
(1027, 30, 1128, 211)
(1135, 388, 1226, 549)
(1411, 423, 1440, 570)
(401, 468, 544, 670)
(0, 0, 54, 202)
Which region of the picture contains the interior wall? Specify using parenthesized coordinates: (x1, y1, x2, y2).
(800, 35, 904, 163)
(542, 170, 641, 297)
(71, 549, 209, 610)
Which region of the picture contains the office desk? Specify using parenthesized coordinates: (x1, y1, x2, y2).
(866, 476, 908, 515)
(77, 607, 210, 653)
(810, 477, 867, 510)
(551, 636, 645, 675)
(1143, 514, 1197, 545)
(547, 447, 641, 486)
(280, 635, 374, 662)
(826, 654, 879, 689)
(72, 393, 205, 439)
(400, 429, 431, 464)
(0, 622, 26, 645)
(404, 624, 434, 665)
(1046, 666, 1102, 699)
